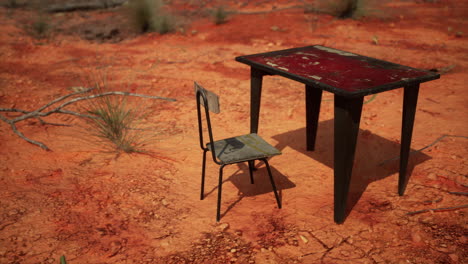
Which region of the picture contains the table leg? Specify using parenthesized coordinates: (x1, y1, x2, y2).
(305, 85, 322, 151)
(399, 84, 420, 196)
(334, 95, 364, 224)
(251, 68, 265, 134)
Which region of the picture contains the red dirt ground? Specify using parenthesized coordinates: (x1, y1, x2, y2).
(0, 0, 467, 263)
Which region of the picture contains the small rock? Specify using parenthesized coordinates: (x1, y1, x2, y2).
(419, 217, 432, 224)
(270, 26, 279, 31)
(395, 219, 409, 226)
(218, 223, 229, 231)
(299, 235, 308, 244)
(449, 253, 459, 262)
(427, 173, 437, 180)
(411, 232, 422, 243)
(436, 247, 450, 253)
(161, 241, 169, 247)
(230, 248, 237, 253)
(161, 199, 169, 206)
(458, 236, 466, 244)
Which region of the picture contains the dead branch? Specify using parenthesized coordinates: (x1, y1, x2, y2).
(46, 0, 128, 13)
(406, 204, 468, 216)
(448, 192, 468, 196)
(0, 88, 176, 151)
(379, 134, 468, 166)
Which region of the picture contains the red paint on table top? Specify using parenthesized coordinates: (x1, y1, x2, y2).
(245, 46, 432, 92)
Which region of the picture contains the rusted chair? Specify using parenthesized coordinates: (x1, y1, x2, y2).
(195, 82, 282, 221)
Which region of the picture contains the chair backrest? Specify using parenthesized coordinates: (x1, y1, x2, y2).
(195, 82, 221, 163)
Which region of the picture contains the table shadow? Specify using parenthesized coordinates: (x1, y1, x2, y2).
(203, 162, 296, 219)
(272, 119, 431, 221)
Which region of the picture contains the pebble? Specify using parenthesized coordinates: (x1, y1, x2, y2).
(299, 235, 308, 244)
(436, 247, 450, 253)
(218, 223, 229, 231)
(449, 254, 459, 262)
(427, 172, 437, 180)
(411, 232, 422, 243)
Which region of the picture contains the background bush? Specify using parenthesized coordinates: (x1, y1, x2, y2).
(128, 0, 175, 34)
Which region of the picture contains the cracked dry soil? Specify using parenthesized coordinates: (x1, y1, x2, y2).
(0, 0, 467, 263)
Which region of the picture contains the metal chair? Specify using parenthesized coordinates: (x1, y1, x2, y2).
(195, 82, 282, 221)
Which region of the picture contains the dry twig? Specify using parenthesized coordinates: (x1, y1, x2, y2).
(406, 204, 468, 216)
(0, 87, 175, 151)
(379, 134, 468, 166)
(46, 0, 128, 13)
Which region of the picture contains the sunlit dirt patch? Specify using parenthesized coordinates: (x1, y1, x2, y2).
(158, 230, 255, 263)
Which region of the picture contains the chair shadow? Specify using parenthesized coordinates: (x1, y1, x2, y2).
(203, 162, 296, 219)
(272, 119, 431, 220)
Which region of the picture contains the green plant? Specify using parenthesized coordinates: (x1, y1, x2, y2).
(212, 6, 229, 25)
(60, 256, 67, 264)
(128, 0, 175, 34)
(84, 94, 152, 153)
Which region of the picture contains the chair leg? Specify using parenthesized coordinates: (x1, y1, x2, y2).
(200, 149, 207, 200)
(248, 161, 255, 184)
(262, 159, 282, 209)
(217, 165, 226, 222)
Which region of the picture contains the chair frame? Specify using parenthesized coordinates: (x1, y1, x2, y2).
(195, 82, 281, 221)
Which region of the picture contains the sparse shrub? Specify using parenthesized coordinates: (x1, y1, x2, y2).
(77, 76, 156, 154)
(307, 0, 373, 19)
(128, 0, 175, 34)
(84, 94, 151, 153)
(6, 0, 18, 8)
(32, 15, 50, 37)
(156, 14, 175, 34)
(25, 13, 52, 39)
(212, 6, 229, 25)
(336, 0, 360, 18)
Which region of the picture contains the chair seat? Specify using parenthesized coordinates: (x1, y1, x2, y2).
(207, 133, 281, 164)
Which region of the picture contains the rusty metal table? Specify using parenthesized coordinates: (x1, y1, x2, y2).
(236, 45, 440, 223)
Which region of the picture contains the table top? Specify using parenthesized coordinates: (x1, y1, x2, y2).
(236, 45, 440, 97)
